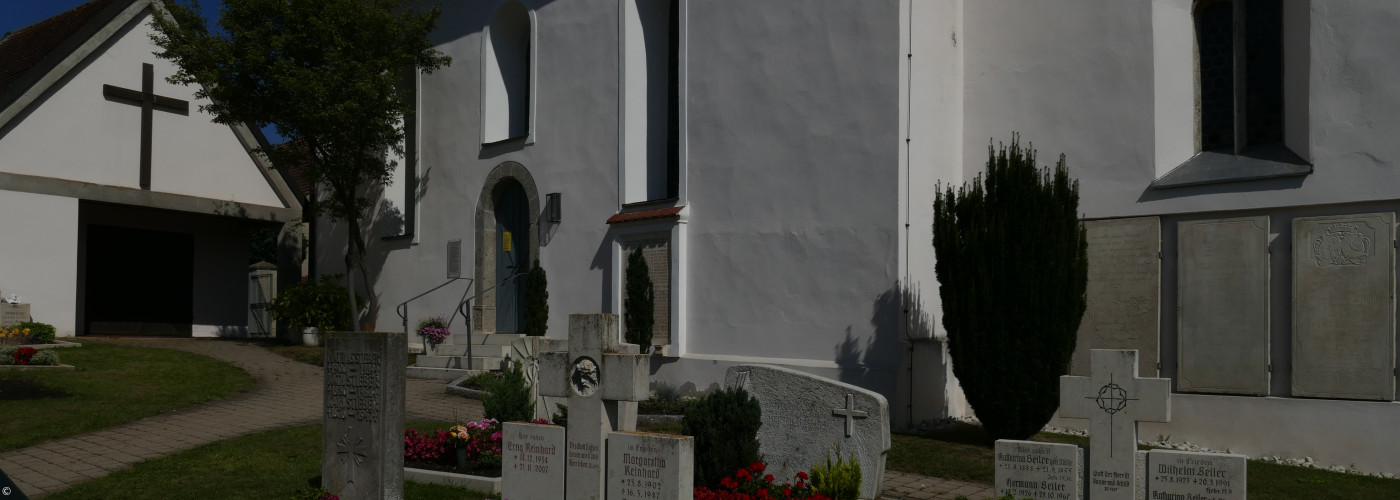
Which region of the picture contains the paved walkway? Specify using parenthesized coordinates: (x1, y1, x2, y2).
(0, 337, 993, 499)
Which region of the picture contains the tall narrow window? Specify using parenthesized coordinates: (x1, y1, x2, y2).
(1194, 0, 1282, 154)
(623, 0, 681, 203)
(483, 1, 531, 143)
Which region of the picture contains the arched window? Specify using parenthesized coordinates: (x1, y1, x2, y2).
(1194, 0, 1282, 154)
(482, 0, 532, 143)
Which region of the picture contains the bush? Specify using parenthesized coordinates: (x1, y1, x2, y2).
(17, 322, 56, 344)
(403, 428, 449, 461)
(654, 380, 682, 402)
(30, 349, 60, 366)
(694, 462, 830, 500)
(683, 386, 763, 488)
(266, 274, 354, 332)
(809, 444, 862, 500)
(483, 360, 535, 422)
(551, 402, 568, 427)
(523, 259, 549, 336)
(0, 347, 13, 365)
(932, 135, 1087, 441)
(623, 247, 654, 347)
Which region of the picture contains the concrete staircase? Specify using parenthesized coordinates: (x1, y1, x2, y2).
(406, 332, 523, 380)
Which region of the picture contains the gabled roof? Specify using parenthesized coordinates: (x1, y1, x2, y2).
(0, 0, 131, 107)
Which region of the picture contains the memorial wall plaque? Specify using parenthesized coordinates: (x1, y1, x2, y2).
(1292, 213, 1396, 400)
(1147, 450, 1246, 500)
(995, 440, 1083, 500)
(502, 422, 566, 500)
(1073, 217, 1161, 378)
(0, 303, 31, 328)
(322, 332, 407, 500)
(1178, 217, 1270, 395)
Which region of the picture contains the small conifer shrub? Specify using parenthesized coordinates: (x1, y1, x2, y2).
(682, 386, 763, 488)
(809, 444, 862, 500)
(524, 259, 549, 336)
(483, 360, 535, 422)
(624, 247, 655, 347)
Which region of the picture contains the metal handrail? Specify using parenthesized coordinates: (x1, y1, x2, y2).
(453, 272, 526, 362)
(404, 271, 526, 361)
(397, 277, 471, 352)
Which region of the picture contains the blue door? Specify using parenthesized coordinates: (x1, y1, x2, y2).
(495, 182, 529, 332)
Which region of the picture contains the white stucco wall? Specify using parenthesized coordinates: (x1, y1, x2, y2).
(0, 192, 79, 336)
(0, 10, 285, 209)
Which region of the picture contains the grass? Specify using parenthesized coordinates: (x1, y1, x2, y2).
(45, 423, 491, 500)
(0, 342, 255, 451)
(887, 423, 1400, 500)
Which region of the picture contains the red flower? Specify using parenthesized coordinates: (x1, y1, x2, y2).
(757, 489, 768, 498)
(783, 488, 791, 497)
(764, 474, 774, 483)
(736, 469, 751, 481)
(796, 480, 805, 489)
(796, 471, 809, 481)
(751, 462, 766, 472)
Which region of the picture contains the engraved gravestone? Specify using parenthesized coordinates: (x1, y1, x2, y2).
(502, 422, 566, 499)
(725, 364, 890, 500)
(322, 332, 407, 500)
(1060, 349, 1170, 500)
(1177, 217, 1270, 395)
(537, 314, 650, 500)
(0, 303, 31, 328)
(994, 440, 1083, 500)
(1292, 213, 1396, 400)
(1074, 217, 1160, 378)
(1147, 450, 1246, 500)
(607, 431, 694, 500)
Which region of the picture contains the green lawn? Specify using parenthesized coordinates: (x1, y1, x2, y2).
(0, 343, 255, 451)
(46, 423, 490, 500)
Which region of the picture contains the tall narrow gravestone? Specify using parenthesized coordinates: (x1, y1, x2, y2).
(323, 332, 407, 500)
(1060, 349, 1170, 500)
(537, 314, 651, 500)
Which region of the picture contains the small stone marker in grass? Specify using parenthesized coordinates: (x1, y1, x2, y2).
(994, 440, 1083, 500)
(1059, 349, 1170, 500)
(322, 331, 407, 500)
(607, 431, 694, 500)
(502, 421, 566, 500)
(1147, 450, 1246, 500)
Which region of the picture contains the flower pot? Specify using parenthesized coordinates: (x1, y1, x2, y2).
(302, 327, 321, 347)
(456, 447, 468, 469)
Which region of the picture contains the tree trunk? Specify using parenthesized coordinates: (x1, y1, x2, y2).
(345, 228, 361, 332)
(347, 216, 379, 332)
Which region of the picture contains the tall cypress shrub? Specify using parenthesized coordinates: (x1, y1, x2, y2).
(931, 135, 1088, 441)
(524, 259, 548, 336)
(624, 247, 655, 347)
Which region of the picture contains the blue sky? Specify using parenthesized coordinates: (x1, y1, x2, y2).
(0, 1, 291, 142)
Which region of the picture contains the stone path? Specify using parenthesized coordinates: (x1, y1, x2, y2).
(0, 337, 994, 499)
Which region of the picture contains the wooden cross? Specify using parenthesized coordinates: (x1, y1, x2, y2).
(1060, 349, 1171, 500)
(831, 393, 868, 438)
(102, 62, 189, 190)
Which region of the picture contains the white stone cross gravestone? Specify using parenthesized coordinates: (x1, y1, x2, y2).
(537, 314, 651, 500)
(1059, 349, 1170, 500)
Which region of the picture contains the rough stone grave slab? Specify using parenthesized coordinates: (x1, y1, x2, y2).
(1178, 217, 1270, 395)
(502, 422, 565, 499)
(725, 364, 890, 500)
(995, 440, 1083, 500)
(607, 431, 694, 500)
(537, 314, 650, 500)
(1292, 213, 1396, 400)
(1060, 349, 1170, 500)
(1073, 217, 1160, 378)
(0, 303, 31, 327)
(322, 332, 407, 500)
(1147, 450, 1247, 500)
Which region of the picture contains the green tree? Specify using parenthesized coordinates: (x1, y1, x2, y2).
(150, 0, 451, 330)
(523, 259, 549, 336)
(624, 247, 655, 347)
(931, 135, 1087, 441)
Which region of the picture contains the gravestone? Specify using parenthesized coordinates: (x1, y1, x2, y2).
(502, 422, 566, 500)
(1177, 217, 1270, 395)
(322, 332, 407, 500)
(724, 364, 890, 500)
(994, 440, 1083, 500)
(0, 303, 31, 328)
(1292, 213, 1396, 400)
(1147, 450, 1246, 500)
(1073, 217, 1160, 378)
(1060, 349, 1170, 500)
(509, 336, 569, 421)
(537, 314, 650, 500)
(607, 431, 694, 500)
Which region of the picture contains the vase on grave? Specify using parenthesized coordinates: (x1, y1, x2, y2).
(302, 327, 320, 346)
(455, 446, 468, 469)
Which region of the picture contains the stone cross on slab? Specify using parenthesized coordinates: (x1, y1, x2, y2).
(832, 393, 868, 438)
(538, 314, 651, 500)
(1060, 349, 1171, 500)
(335, 429, 369, 485)
(102, 62, 189, 190)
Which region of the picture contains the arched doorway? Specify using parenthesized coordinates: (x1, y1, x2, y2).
(473, 162, 540, 334)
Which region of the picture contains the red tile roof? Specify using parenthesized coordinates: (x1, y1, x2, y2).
(0, 0, 119, 95)
(271, 139, 315, 201)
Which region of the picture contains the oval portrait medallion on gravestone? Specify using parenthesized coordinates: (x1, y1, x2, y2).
(570, 356, 600, 397)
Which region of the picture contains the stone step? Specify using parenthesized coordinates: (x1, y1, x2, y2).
(447, 333, 525, 346)
(429, 343, 510, 358)
(415, 355, 506, 370)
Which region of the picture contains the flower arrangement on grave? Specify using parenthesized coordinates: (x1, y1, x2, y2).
(0, 326, 30, 346)
(693, 463, 832, 500)
(12, 347, 37, 365)
(403, 417, 546, 475)
(416, 316, 450, 347)
(403, 428, 450, 462)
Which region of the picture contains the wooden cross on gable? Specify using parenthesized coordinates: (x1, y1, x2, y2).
(102, 62, 189, 190)
(538, 314, 651, 500)
(1060, 349, 1171, 500)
